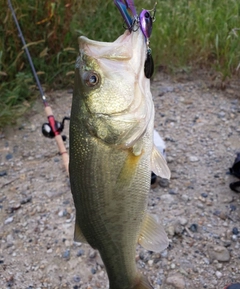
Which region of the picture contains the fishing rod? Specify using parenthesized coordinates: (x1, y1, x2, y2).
(8, 0, 69, 175)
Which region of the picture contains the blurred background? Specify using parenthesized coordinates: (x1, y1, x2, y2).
(0, 0, 240, 127)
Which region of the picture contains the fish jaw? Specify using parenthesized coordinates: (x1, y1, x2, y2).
(73, 28, 153, 148)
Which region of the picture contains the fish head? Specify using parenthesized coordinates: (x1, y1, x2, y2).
(72, 28, 154, 147)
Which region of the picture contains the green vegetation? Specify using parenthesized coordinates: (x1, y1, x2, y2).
(1, 0, 240, 127)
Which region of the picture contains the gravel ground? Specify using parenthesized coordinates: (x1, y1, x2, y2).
(0, 71, 240, 289)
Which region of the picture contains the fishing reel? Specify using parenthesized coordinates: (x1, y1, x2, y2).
(42, 116, 70, 141)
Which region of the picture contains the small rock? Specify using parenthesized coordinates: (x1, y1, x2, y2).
(20, 196, 32, 204)
(181, 194, 189, 202)
(159, 178, 169, 188)
(148, 260, 154, 266)
(10, 203, 21, 211)
(4, 217, 13, 224)
(73, 276, 81, 283)
(77, 249, 84, 257)
(201, 192, 208, 198)
(0, 170, 7, 177)
(169, 189, 178, 195)
(178, 217, 188, 226)
(232, 227, 239, 235)
(216, 263, 223, 270)
(198, 196, 206, 203)
(215, 271, 222, 279)
(166, 220, 184, 236)
(230, 204, 237, 211)
(161, 250, 168, 258)
(166, 225, 175, 236)
(232, 235, 237, 242)
(91, 268, 97, 274)
(207, 244, 230, 262)
(6, 153, 13, 160)
(161, 194, 175, 203)
(189, 224, 198, 232)
(89, 250, 97, 259)
(166, 274, 186, 289)
(62, 249, 70, 260)
(218, 111, 225, 118)
(189, 156, 199, 162)
(219, 212, 227, 220)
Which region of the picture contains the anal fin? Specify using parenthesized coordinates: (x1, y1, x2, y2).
(74, 221, 88, 243)
(132, 275, 154, 289)
(138, 213, 169, 252)
(151, 145, 171, 179)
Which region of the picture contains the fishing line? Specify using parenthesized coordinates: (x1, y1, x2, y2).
(8, 0, 69, 174)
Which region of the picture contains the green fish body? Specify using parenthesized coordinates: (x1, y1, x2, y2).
(70, 28, 170, 289)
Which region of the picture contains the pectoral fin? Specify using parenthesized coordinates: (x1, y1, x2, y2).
(74, 221, 87, 243)
(151, 145, 171, 179)
(138, 213, 169, 252)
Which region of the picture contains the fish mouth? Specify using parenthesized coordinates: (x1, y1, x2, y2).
(78, 29, 144, 62)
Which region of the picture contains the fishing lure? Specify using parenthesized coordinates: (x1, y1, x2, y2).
(114, 0, 157, 78)
(139, 4, 157, 78)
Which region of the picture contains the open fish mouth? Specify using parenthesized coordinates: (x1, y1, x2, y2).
(78, 30, 133, 61)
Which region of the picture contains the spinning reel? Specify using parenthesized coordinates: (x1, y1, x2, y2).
(42, 116, 70, 141)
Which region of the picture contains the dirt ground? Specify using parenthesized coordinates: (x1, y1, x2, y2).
(0, 71, 240, 289)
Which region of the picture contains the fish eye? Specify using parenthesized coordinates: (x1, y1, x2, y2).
(84, 72, 100, 87)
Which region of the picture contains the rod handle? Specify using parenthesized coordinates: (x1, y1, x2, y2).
(44, 106, 69, 175)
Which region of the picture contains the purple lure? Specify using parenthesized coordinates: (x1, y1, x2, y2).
(139, 9, 153, 39)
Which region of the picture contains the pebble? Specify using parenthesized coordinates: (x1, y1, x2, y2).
(181, 194, 189, 202)
(77, 249, 84, 257)
(201, 192, 208, 198)
(232, 227, 239, 235)
(199, 196, 206, 203)
(230, 204, 237, 211)
(0, 170, 7, 176)
(189, 155, 199, 162)
(148, 260, 154, 266)
(4, 217, 13, 225)
(6, 153, 13, 160)
(20, 196, 32, 204)
(232, 235, 238, 242)
(166, 220, 183, 236)
(178, 217, 188, 226)
(215, 271, 222, 279)
(189, 224, 198, 232)
(91, 268, 97, 274)
(161, 194, 175, 203)
(159, 178, 169, 188)
(73, 276, 81, 283)
(166, 274, 186, 289)
(161, 250, 168, 258)
(89, 250, 97, 259)
(207, 244, 230, 262)
(62, 249, 70, 260)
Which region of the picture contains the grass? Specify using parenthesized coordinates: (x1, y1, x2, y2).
(0, 0, 240, 127)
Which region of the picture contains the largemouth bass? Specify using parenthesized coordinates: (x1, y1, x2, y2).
(69, 25, 171, 289)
